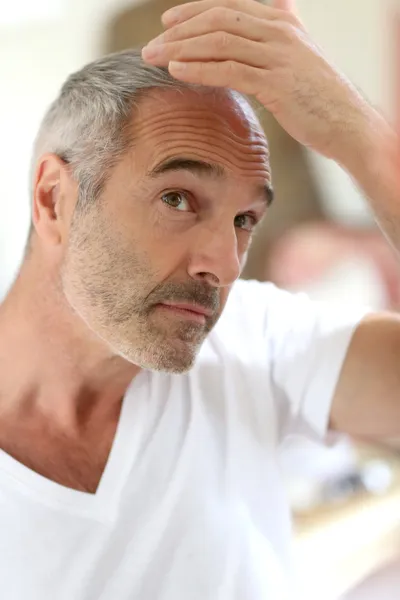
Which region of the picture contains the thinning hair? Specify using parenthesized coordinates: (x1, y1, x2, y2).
(30, 48, 246, 222)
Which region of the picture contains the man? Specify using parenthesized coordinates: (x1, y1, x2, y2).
(0, 0, 399, 598)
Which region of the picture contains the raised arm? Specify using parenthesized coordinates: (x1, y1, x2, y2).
(142, 0, 400, 439)
(142, 0, 400, 252)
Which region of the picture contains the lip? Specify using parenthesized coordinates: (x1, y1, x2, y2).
(156, 302, 212, 324)
(161, 302, 213, 317)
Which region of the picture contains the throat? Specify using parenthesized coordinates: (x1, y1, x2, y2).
(0, 404, 122, 494)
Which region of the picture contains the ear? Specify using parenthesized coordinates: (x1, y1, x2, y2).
(32, 154, 77, 247)
(271, 0, 296, 12)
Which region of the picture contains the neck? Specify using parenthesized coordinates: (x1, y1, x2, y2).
(0, 259, 140, 432)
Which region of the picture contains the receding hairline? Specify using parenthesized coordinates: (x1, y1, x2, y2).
(26, 49, 266, 252)
(30, 49, 252, 193)
(126, 86, 265, 163)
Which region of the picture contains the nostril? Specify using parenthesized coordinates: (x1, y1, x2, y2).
(198, 272, 220, 286)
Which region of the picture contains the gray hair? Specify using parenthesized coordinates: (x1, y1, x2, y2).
(31, 48, 235, 214)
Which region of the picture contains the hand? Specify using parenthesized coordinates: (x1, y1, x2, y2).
(142, 0, 375, 164)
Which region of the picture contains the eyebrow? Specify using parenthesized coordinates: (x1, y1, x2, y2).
(147, 157, 274, 207)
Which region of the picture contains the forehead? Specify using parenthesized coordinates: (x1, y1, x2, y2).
(130, 89, 270, 181)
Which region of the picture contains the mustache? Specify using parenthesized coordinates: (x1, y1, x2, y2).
(146, 281, 220, 316)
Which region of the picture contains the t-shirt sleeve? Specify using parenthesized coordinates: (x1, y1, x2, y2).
(229, 280, 370, 445)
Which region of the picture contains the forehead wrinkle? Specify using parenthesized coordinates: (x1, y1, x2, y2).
(146, 121, 269, 157)
(134, 106, 252, 134)
(146, 125, 269, 157)
(148, 154, 271, 191)
(133, 104, 267, 150)
(150, 152, 271, 182)
(135, 117, 267, 149)
(132, 95, 271, 182)
(150, 140, 271, 178)
(151, 135, 269, 163)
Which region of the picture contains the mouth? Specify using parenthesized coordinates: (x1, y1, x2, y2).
(156, 302, 213, 324)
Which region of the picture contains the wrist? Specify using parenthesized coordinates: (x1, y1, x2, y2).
(332, 105, 395, 186)
(330, 104, 400, 250)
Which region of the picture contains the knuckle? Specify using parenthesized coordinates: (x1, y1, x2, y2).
(227, 0, 241, 10)
(162, 30, 174, 43)
(213, 31, 232, 51)
(172, 43, 185, 60)
(287, 13, 304, 28)
(207, 6, 225, 27)
(274, 21, 297, 42)
(225, 60, 239, 78)
(197, 61, 208, 85)
(212, 0, 238, 14)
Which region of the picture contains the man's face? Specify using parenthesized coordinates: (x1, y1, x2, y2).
(61, 89, 272, 373)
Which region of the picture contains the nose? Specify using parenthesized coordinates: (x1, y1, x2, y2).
(187, 223, 242, 287)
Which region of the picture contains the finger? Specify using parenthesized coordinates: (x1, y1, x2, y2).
(142, 33, 269, 70)
(271, 0, 296, 12)
(149, 8, 268, 46)
(162, 0, 293, 27)
(168, 59, 267, 96)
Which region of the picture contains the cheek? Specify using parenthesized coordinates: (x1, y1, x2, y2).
(62, 232, 155, 325)
(65, 217, 144, 291)
(133, 223, 192, 276)
(69, 205, 193, 300)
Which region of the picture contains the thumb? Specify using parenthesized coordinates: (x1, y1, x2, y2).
(271, 0, 296, 12)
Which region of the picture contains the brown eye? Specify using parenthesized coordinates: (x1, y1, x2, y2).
(161, 191, 190, 211)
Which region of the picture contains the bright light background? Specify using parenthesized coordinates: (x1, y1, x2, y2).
(0, 0, 65, 25)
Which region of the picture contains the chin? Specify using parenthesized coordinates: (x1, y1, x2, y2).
(114, 336, 202, 374)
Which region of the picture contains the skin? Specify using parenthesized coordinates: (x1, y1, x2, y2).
(142, 0, 399, 245)
(0, 89, 271, 492)
(140, 0, 400, 442)
(2, 0, 400, 493)
(142, 0, 375, 164)
(61, 89, 271, 374)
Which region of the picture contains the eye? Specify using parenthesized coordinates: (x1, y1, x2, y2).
(234, 213, 258, 232)
(161, 191, 191, 212)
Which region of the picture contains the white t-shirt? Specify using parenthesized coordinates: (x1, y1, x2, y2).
(0, 280, 366, 600)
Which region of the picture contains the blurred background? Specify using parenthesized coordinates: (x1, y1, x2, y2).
(1, 0, 400, 598)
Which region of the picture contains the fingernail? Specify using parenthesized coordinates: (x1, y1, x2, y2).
(142, 45, 160, 59)
(169, 61, 186, 72)
(162, 7, 180, 24)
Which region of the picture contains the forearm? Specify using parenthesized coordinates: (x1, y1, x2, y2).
(337, 108, 400, 253)
(145, 0, 400, 252)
